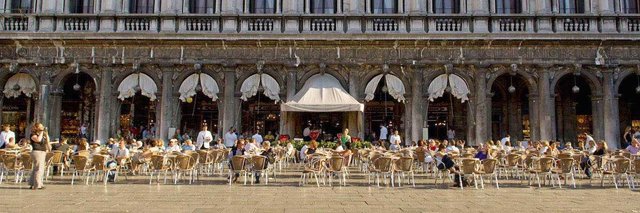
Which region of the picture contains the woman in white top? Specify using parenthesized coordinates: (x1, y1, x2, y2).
(166, 139, 181, 153)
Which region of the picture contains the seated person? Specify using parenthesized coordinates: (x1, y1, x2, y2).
(166, 139, 181, 153)
(212, 138, 226, 149)
(19, 138, 33, 152)
(89, 140, 102, 156)
(625, 139, 640, 155)
(389, 140, 401, 151)
(434, 144, 467, 187)
(229, 141, 246, 183)
(107, 140, 130, 181)
(182, 139, 196, 151)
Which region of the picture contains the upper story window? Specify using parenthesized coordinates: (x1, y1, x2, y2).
(249, 0, 277, 14)
(11, 0, 33, 13)
(621, 0, 640, 13)
(558, 0, 585, 13)
(130, 0, 155, 14)
(311, 0, 337, 14)
(433, 0, 461, 14)
(371, 0, 398, 14)
(69, 0, 95, 13)
(189, 0, 215, 14)
(495, 0, 522, 13)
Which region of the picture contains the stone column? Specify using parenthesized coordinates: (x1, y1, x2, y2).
(49, 91, 63, 141)
(470, 0, 489, 33)
(528, 93, 540, 141)
(220, 0, 239, 33)
(404, 97, 413, 146)
(282, 0, 300, 33)
(96, 68, 113, 144)
(38, 0, 61, 32)
(158, 69, 176, 141)
(467, 95, 477, 146)
(590, 94, 604, 142)
(0, 94, 3, 126)
(602, 70, 620, 149)
(99, 0, 119, 32)
(348, 68, 364, 138)
(599, 0, 616, 32)
(410, 67, 424, 142)
(536, 0, 553, 33)
(159, 0, 178, 32)
(475, 68, 489, 146)
(280, 69, 297, 136)
(408, 0, 426, 33)
(345, 0, 363, 33)
(538, 69, 554, 141)
(221, 68, 238, 135)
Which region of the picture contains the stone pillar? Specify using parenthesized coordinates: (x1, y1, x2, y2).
(35, 84, 51, 128)
(538, 69, 554, 141)
(99, 0, 119, 32)
(410, 68, 424, 142)
(282, 0, 300, 33)
(280, 69, 297, 136)
(475, 68, 489, 146)
(602, 70, 620, 149)
(96, 68, 113, 144)
(467, 95, 477, 146)
(536, 0, 553, 33)
(158, 69, 175, 141)
(221, 0, 239, 33)
(0, 0, 8, 14)
(528, 93, 540, 141)
(408, 0, 426, 33)
(403, 97, 413, 146)
(348, 69, 364, 138)
(0, 94, 3, 126)
(159, 0, 178, 32)
(591, 94, 604, 141)
(49, 92, 62, 141)
(345, 0, 363, 33)
(470, 0, 489, 33)
(221, 68, 238, 135)
(38, 0, 62, 32)
(599, 0, 617, 32)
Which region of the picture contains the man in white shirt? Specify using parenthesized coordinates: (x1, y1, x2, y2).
(166, 139, 181, 152)
(444, 140, 460, 154)
(389, 130, 401, 147)
(379, 124, 388, 142)
(0, 125, 16, 149)
(500, 134, 511, 149)
(195, 125, 213, 150)
(252, 131, 263, 146)
(224, 128, 238, 148)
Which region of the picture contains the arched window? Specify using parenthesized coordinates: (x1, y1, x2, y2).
(621, 0, 640, 13)
(11, 0, 33, 13)
(250, 0, 277, 14)
(69, 0, 95, 13)
(189, 0, 216, 14)
(130, 0, 154, 14)
(495, 0, 522, 13)
(558, 0, 585, 13)
(311, 0, 337, 14)
(433, 0, 461, 13)
(371, 0, 398, 14)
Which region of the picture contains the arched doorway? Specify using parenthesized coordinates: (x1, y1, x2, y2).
(364, 74, 406, 142)
(117, 73, 158, 140)
(555, 74, 593, 143)
(239, 73, 281, 137)
(618, 73, 640, 147)
(426, 73, 471, 141)
(490, 74, 530, 141)
(59, 72, 96, 140)
(178, 72, 221, 140)
(1, 73, 37, 139)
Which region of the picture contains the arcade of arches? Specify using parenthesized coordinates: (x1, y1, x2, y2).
(1, 64, 638, 149)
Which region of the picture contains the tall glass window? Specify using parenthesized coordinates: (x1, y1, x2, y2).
(189, 0, 216, 14)
(11, 0, 33, 13)
(433, 0, 461, 13)
(621, 0, 640, 13)
(496, 0, 522, 13)
(371, 0, 398, 14)
(559, 0, 585, 13)
(250, 0, 277, 14)
(130, 0, 155, 13)
(70, 0, 95, 13)
(311, 0, 337, 14)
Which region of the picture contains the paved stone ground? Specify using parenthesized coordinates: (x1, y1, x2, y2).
(0, 166, 639, 212)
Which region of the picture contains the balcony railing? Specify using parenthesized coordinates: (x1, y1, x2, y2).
(0, 13, 639, 35)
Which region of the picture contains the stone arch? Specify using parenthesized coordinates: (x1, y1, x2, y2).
(297, 65, 349, 92)
(423, 67, 475, 96)
(0, 71, 41, 91)
(550, 69, 603, 96)
(52, 68, 100, 91)
(486, 69, 538, 94)
(615, 69, 638, 92)
(174, 68, 224, 95)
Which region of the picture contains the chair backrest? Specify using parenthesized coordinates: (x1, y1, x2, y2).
(328, 156, 344, 172)
(506, 154, 521, 167)
(557, 153, 572, 159)
(20, 153, 32, 170)
(76, 150, 90, 157)
(621, 152, 631, 159)
(462, 153, 474, 159)
(634, 159, 640, 174)
(482, 159, 498, 174)
(176, 155, 195, 170)
(539, 157, 554, 172)
(613, 158, 630, 173)
(231, 156, 247, 171)
(150, 155, 167, 170)
(415, 150, 426, 163)
(2, 154, 17, 169)
(49, 151, 63, 164)
(461, 159, 478, 174)
(558, 158, 575, 173)
(92, 155, 107, 170)
(189, 152, 200, 164)
(396, 157, 414, 172)
(374, 157, 393, 173)
(251, 155, 267, 171)
(72, 155, 89, 171)
(197, 150, 209, 164)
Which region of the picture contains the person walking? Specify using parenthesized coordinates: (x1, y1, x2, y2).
(29, 123, 50, 190)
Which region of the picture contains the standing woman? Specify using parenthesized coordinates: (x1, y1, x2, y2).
(29, 123, 50, 190)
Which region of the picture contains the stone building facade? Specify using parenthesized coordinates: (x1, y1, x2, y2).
(1, 0, 639, 149)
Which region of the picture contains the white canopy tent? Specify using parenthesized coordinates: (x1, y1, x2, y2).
(178, 73, 220, 102)
(240, 73, 280, 102)
(117, 73, 158, 101)
(281, 74, 364, 112)
(364, 74, 406, 102)
(3, 73, 37, 98)
(427, 74, 470, 103)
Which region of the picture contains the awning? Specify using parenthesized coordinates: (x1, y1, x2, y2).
(117, 73, 158, 101)
(281, 74, 364, 112)
(240, 73, 280, 102)
(3, 73, 37, 98)
(178, 73, 220, 102)
(427, 74, 470, 103)
(364, 74, 406, 102)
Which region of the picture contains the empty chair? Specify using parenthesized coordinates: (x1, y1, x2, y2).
(0, 154, 21, 184)
(229, 156, 248, 185)
(45, 151, 64, 180)
(149, 155, 172, 184)
(70, 155, 92, 185)
(394, 157, 415, 187)
(174, 155, 197, 184)
(299, 157, 324, 187)
(326, 155, 347, 187)
(552, 158, 577, 188)
(600, 158, 632, 189)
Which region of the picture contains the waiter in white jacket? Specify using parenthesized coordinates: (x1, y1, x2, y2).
(196, 124, 213, 150)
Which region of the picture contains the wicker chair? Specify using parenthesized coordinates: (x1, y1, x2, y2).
(149, 155, 172, 184)
(630, 159, 640, 189)
(229, 155, 248, 185)
(70, 155, 93, 185)
(197, 150, 214, 176)
(369, 157, 394, 187)
(210, 150, 226, 176)
(480, 159, 500, 189)
(299, 157, 325, 187)
(45, 151, 64, 180)
(174, 155, 197, 184)
(552, 158, 577, 188)
(250, 155, 270, 185)
(18, 153, 33, 183)
(600, 158, 632, 189)
(460, 158, 483, 189)
(91, 155, 112, 185)
(325, 155, 347, 187)
(0, 154, 21, 184)
(394, 157, 415, 187)
(527, 157, 555, 188)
